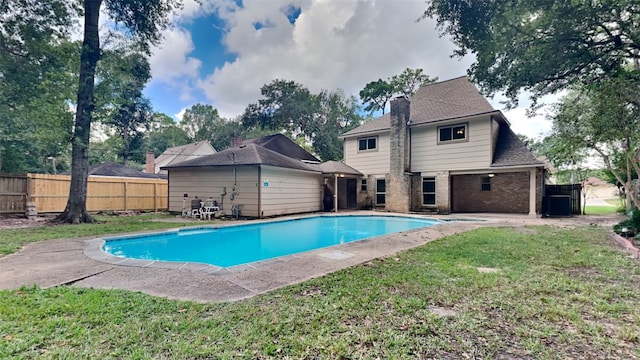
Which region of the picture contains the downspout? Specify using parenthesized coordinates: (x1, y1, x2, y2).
(334, 174, 338, 212)
(258, 166, 262, 218)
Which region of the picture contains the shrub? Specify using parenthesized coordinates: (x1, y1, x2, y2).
(614, 208, 640, 237)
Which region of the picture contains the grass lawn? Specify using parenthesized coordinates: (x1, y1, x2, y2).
(1, 223, 639, 358)
(0, 214, 214, 256)
(584, 205, 621, 215)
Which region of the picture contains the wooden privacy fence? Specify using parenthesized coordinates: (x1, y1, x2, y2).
(0, 174, 28, 214)
(0, 173, 167, 215)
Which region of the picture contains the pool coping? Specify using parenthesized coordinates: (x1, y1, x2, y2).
(84, 213, 454, 275)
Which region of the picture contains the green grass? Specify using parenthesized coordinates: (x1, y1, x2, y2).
(605, 198, 624, 207)
(584, 205, 621, 215)
(0, 214, 216, 256)
(2, 225, 639, 359)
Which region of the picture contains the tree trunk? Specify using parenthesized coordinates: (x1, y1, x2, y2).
(53, 0, 102, 224)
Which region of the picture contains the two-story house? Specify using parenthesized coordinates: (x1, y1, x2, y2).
(340, 76, 545, 215)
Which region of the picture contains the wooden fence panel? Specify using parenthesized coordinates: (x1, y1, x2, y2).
(26, 173, 168, 213)
(0, 174, 28, 213)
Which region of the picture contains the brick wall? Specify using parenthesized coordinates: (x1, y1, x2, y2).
(451, 172, 530, 213)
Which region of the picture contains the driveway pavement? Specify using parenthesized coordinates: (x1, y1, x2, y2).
(0, 212, 623, 302)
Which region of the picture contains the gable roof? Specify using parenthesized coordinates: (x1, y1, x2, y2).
(154, 141, 215, 171)
(410, 76, 497, 125)
(243, 133, 320, 162)
(161, 143, 321, 173)
(318, 161, 362, 175)
(341, 76, 501, 137)
(491, 126, 544, 167)
(88, 162, 167, 179)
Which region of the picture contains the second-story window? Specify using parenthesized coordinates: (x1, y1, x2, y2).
(358, 136, 377, 151)
(438, 124, 467, 143)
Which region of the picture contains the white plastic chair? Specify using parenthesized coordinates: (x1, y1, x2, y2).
(200, 198, 220, 220)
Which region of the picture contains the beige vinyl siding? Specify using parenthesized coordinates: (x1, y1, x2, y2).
(167, 166, 260, 216)
(260, 166, 323, 217)
(343, 133, 390, 175)
(411, 117, 493, 172)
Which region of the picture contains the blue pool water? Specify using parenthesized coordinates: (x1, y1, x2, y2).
(103, 215, 440, 267)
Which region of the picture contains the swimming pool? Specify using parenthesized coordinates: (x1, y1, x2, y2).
(103, 215, 441, 267)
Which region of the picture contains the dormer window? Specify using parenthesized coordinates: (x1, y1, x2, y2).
(358, 136, 377, 151)
(438, 123, 467, 143)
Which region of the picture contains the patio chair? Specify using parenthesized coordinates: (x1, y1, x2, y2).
(200, 198, 220, 220)
(190, 198, 203, 219)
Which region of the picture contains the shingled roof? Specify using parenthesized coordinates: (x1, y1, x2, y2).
(410, 76, 496, 125)
(341, 76, 501, 137)
(491, 126, 543, 167)
(243, 133, 320, 162)
(88, 162, 166, 179)
(318, 161, 362, 175)
(161, 143, 321, 173)
(154, 141, 215, 172)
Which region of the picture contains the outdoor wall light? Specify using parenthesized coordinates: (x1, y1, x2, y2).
(488, 173, 495, 177)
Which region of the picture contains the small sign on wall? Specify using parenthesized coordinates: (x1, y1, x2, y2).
(263, 177, 269, 187)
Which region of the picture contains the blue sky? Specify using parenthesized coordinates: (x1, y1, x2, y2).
(142, 0, 553, 139)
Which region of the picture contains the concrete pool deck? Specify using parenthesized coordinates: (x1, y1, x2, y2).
(0, 212, 623, 302)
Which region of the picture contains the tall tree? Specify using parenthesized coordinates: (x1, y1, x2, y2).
(0, 2, 79, 173)
(180, 104, 224, 142)
(242, 80, 362, 160)
(145, 113, 191, 156)
(359, 79, 394, 114)
(242, 80, 319, 134)
(390, 68, 438, 98)
(359, 68, 437, 114)
(57, 0, 183, 224)
(95, 51, 153, 165)
(424, 0, 640, 105)
(549, 73, 640, 210)
(311, 90, 362, 161)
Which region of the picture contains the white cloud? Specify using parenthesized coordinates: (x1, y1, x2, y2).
(489, 92, 563, 140)
(502, 107, 551, 140)
(149, 28, 202, 84)
(174, 108, 187, 122)
(148, 0, 554, 140)
(196, 0, 474, 118)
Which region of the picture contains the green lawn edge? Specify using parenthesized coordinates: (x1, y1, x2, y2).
(1, 224, 639, 359)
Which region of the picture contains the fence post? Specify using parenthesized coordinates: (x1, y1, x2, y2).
(154, 182, 158, 212)
(124, 180, 128, 211)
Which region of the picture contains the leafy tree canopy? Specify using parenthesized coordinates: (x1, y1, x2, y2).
(548, 72, 640, 209)
(180, 104, 224, 142)
(145, 113, 191, 156)
(359, 68, 437, 114)
(359, 79, 395, 114)
(242, 80, 362, 161)
(424, 0, 640, 106)
(0, 1, 79, 173)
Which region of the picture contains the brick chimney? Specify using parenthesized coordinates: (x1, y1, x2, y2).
(231, 137, 243, 148)
(386, 97, 411, 213)
(145, 151, 155, 174)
